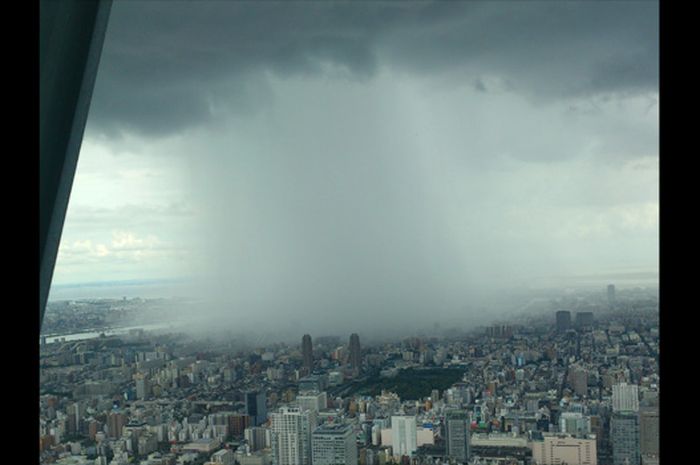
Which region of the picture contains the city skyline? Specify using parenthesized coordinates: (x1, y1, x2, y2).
(39, 2, 659, 463)
(39, 290, 659, 465)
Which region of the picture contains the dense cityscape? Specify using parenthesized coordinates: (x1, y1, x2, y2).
(39, 284, 659, 465)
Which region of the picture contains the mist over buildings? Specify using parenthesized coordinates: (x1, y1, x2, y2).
(50, 1, 658, 340)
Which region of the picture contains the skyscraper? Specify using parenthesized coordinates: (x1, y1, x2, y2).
(445, 410, 471, 463)
(312, 423, 358, 465)
(611, 412, 640, 465)
(391, 415, 417, 458)
(349, 333, 361, 370)
(270, 406, 317, 465)
(639, 408, 659, 457)
(302, 334, 313, 371)
(246, 391, 268, 426)
(556, 311, 572, 333)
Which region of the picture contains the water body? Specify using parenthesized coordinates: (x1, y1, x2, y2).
(47, 278, 193, 301)
(41, 322, 180, 345)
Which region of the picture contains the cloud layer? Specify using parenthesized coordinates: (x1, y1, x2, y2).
(89, 1, 658, 138)
(53, 1, 658, 335)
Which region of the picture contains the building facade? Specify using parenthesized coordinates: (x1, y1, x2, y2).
(270, 406, 317, 465)
(349, 334, 362, 370)
(531, 433, 597, 465)
(302, 335, 313, 372)
(311, 423, 358, 465)
(391, 416, 417, 458)
(444, 410, 470, 463)
(612, 383, 640, 413)
(556, 311, 571, 333)
(611, 412, 640, 465)
(246, 391, 268, 427)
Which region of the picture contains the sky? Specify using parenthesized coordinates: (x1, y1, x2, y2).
(49, 1, 658, 333)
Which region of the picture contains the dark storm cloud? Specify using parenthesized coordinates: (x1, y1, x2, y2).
(89, 0, 657, 138)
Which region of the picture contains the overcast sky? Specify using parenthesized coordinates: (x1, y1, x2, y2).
(50, 1, 658, 330)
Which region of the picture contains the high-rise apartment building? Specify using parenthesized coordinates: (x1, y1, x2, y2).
(302, 335, 313, 371)
(245, 426, 272, 452)
(391, 415, 417, 458)
(311, 423, 358, 465)
(444, 410, 471, 463)
(107, 412, 127, 439)
(230, 413, 252, 437)
(270, 406, 317, 465)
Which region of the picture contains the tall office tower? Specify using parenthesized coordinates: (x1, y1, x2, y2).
(245, 426, 272, 451)
(611, 412, 640, 465)
(246, 391, 268, 426)
(296, 391, 328, 414)
(302, 334, 313, 371)
(312, 423, 358, 465)
(556, 311, 572, 333)
(391, 415, 417, 458)
(444, 410, 471, 463)
(270, 406, 317, 465)
(639, 408, 659, 456)
(607, 284, 616, 305)
(349, 333, 362, 370)
(612, 383, 640, 413)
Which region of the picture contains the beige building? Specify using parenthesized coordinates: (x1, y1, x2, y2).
(531, 433, 597, 465)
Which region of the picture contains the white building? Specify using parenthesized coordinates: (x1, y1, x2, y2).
(559, 412, 591, 437)
(210, 448, 235, 465)
(391, 416, 417, 458)
(245, 426, 272, 451)
(311, 423, 357, 465)
(296, 391, 328, 414)
(612, 383, 639, 412)
(270, 406, 317, 465)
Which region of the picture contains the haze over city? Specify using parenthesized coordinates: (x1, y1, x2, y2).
(49, 0, 658, 336)
(40, 3, 659, 465)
